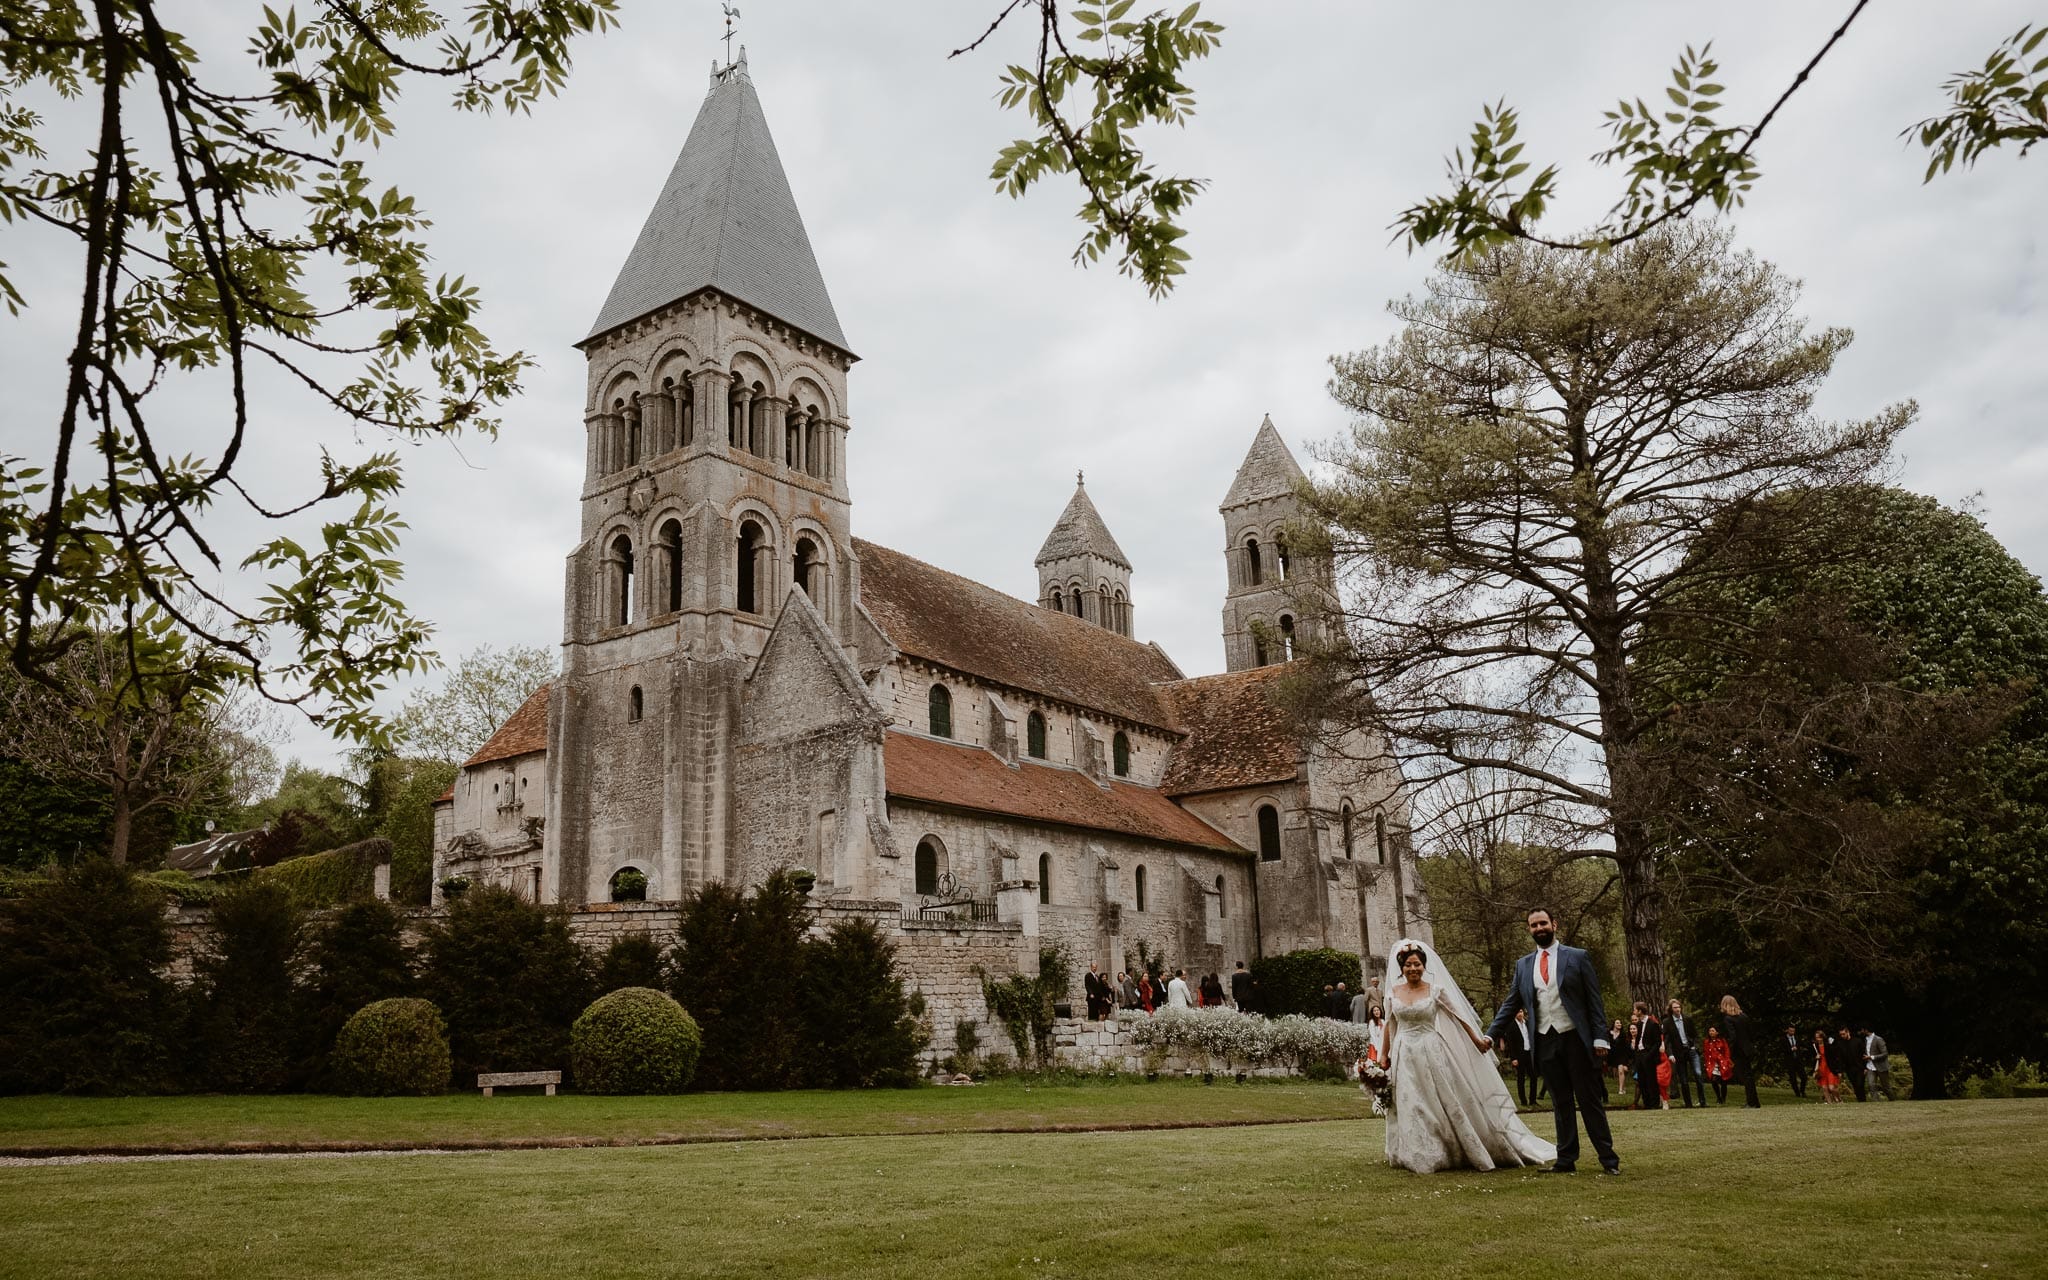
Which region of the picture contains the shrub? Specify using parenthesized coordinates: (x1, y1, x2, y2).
(596, 931, 667, 994)
(331, 998, 452, 1095)
(1129, 1006, 1379, 1071)
(978, 946, 1070, 1067)
(189, 879, 308, 1092)
(569, 987, 702, 1094)
(304, 899, 416, 1082)
(0, 861, 179, 1094)
(800, 918, 924, 1087)
(255, 838, 390, 909)
(1248, 948, 1363, 1017)
(423, 886, 593, 1081)
(671, 873, 808, 1090)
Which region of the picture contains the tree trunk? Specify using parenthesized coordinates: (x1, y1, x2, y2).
(1611, 819, 1667, 1009)
(108, 788, 132, 866)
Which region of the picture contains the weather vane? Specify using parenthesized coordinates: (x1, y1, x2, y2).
(722, 2, 740, 65)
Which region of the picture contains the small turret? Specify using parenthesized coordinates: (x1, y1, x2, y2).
(1035, 472, 1135, 636)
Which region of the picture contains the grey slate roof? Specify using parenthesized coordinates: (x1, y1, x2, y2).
(1034, 477, 1133, 569)
(584, 58, 850, 353)
(1220, 415, 1307, 509)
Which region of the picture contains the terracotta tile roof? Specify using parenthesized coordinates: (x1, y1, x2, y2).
(855, 539, 1181, 729)
(884, 731, 1244, 854)
(462, 684, 553, 768)
(1159, 665, 1302, 796)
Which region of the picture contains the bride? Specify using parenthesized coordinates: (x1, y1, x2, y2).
(1379, 938, 1556, 1173)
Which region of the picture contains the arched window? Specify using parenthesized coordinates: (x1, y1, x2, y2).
(626, 394, 642, 466)
(1112, 731, 1130, 777)
(1279, 614, 1296, 661)
(1134, 864, 1147, 912)
(1026, 711, 1047, 759)
(1276, 533, 1291, 581)
(785, 404, 802, 468)
(927, 683, 953, 738)
(660, 519, 683, 614)
(628, 686, 643, 723)
(914, 837, 941, 896)
(609, 866, 647, 902)
(728, 376, 745, 448)
(1038, 852, 1051, 905)
(1050, 587, 1064, 612)
(1245, 536, 1263, 586)
(736, 519, 763, 614)
(1375, 811, 1388, 866)
(1069, 586, 1083, 617)
(1215, 874, 1226, 917)
(793, 535, 821, 598)
(1257, 804, 1281, 862)
(610, 534, 635, 627)
(1340, 801, 1354, 859)
(1113, 587, 1128, 636)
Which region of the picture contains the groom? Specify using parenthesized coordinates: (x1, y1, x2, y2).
(1487, 907, 1621, 1175)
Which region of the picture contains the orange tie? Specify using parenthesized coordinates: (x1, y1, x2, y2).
(1540, 950, 1550, 984)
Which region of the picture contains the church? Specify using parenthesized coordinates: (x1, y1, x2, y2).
(431, 51, 1426, 1010)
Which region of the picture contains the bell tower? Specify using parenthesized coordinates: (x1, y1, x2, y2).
(1034, 473, 1135, 635)
(547, 48, 860, 908)
(1219, 415, 1320, 670)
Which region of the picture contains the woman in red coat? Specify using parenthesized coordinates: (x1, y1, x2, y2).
(1702, 1028, 1733, 1104)
(1811, 1028, 1840, 1103)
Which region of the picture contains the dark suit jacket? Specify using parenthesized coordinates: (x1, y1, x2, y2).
(1663, 1013, 1699, 1054)
(1628, 1016, 1663, 1060)
(1486, 944, 1611, 1061)
(1230, 971, 1254, 1009)
(1720, 1012, 1755, 1062)
(1779, 1035, 1811, 1072)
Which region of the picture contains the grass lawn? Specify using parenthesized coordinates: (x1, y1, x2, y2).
(2, 1097, 2042, 1279)
(0, 1078, 1371, 1154)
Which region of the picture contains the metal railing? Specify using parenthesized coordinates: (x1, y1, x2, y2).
(902, 897, 998, 925)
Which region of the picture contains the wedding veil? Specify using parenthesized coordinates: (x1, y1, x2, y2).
(1385, 937, 1488, 1045)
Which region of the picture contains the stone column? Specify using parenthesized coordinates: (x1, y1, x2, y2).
(673, 381, 692, 448)
(623, 396, 644, 468)
(583, 412, 605, 483)
(691, 370, 728, 452)
(733, 385, 753, 452)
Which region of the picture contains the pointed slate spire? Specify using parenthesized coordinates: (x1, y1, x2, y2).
(1221, 414, 1307, 509)
(1035, 473, 1132, 570)
(585, 56, 851, 353)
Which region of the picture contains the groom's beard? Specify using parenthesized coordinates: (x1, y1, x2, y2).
(1530, 929, 1556, 948)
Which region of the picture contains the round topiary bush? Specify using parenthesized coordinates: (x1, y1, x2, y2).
(330, 998, 452, 1096)
(570, 987, 702, 1094)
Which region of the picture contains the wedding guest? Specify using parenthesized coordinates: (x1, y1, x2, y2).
(1084, 962, 1113, 1020)
(1167, 968, 1195, 1009)
(1230, 961, 1254, 1012)
(1628, 1001, 1664, 1110)
(1608, 1018, 1630, 1102)
(1118, 970, 1140, 1011)
(1512, 1008, 1539, 1107)
(1719, 995, 1760, 1108)
(1814, 1029, 1842, 1103)
(1861, 1026, 1893, 1101)
(1779, 1024, 1809, 1098)
(1664, 998, 1706, 1108)
(1349, 985, 1374, 1023)
(1201, 972, 1226, 1008)
(1833, 1026, 1867, 1102)
(1702, 1027, 1733, 1103)
(1364, 1005, 1388, 1062)
(1137, 974, 1156, 1014)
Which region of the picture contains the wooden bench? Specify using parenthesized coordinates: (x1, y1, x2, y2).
(477, 1070, 561, 1097)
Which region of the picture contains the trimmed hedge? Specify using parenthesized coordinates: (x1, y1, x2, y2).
(570, 987, 702, 1094)
(257, 838, 391, 909)
(331, 998, 451, 1096)
(1247, 947, 1363, 1017)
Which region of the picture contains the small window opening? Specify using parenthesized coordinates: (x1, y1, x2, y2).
(1038, 853, 1051, 905)
(1027, 711, 1047, 759)
(928, 683, 953, 738)
(1245, 537, 1263, 586)
(1112, 731, 1131, 777)
(736, 519, 763, 614)
(914, 838, 941, 895)
(628, 686, 643, 723)
(1257, 805, 1281, 863)
(1135, 865, 1147, 913)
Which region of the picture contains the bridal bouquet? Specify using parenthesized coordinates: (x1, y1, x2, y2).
(1356, 1057, 1392, 1116)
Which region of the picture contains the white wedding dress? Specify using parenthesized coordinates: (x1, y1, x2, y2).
(1382, 947, 1557, 1173)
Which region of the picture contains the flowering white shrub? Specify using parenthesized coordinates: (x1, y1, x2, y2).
(1127, 1007, 1380, 1069)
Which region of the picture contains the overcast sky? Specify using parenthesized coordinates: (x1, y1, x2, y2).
(3, 1, 2044, 773)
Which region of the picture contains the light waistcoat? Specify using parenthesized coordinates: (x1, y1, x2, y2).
(1534, 946, 1575, 1034)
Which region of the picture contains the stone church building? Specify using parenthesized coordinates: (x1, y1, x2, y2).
(432, 52, 1426, 1017)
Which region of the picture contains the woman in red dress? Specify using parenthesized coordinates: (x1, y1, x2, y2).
(1702, 1027, 1733, 1103)
(1811, 1028, 1840, 1103)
